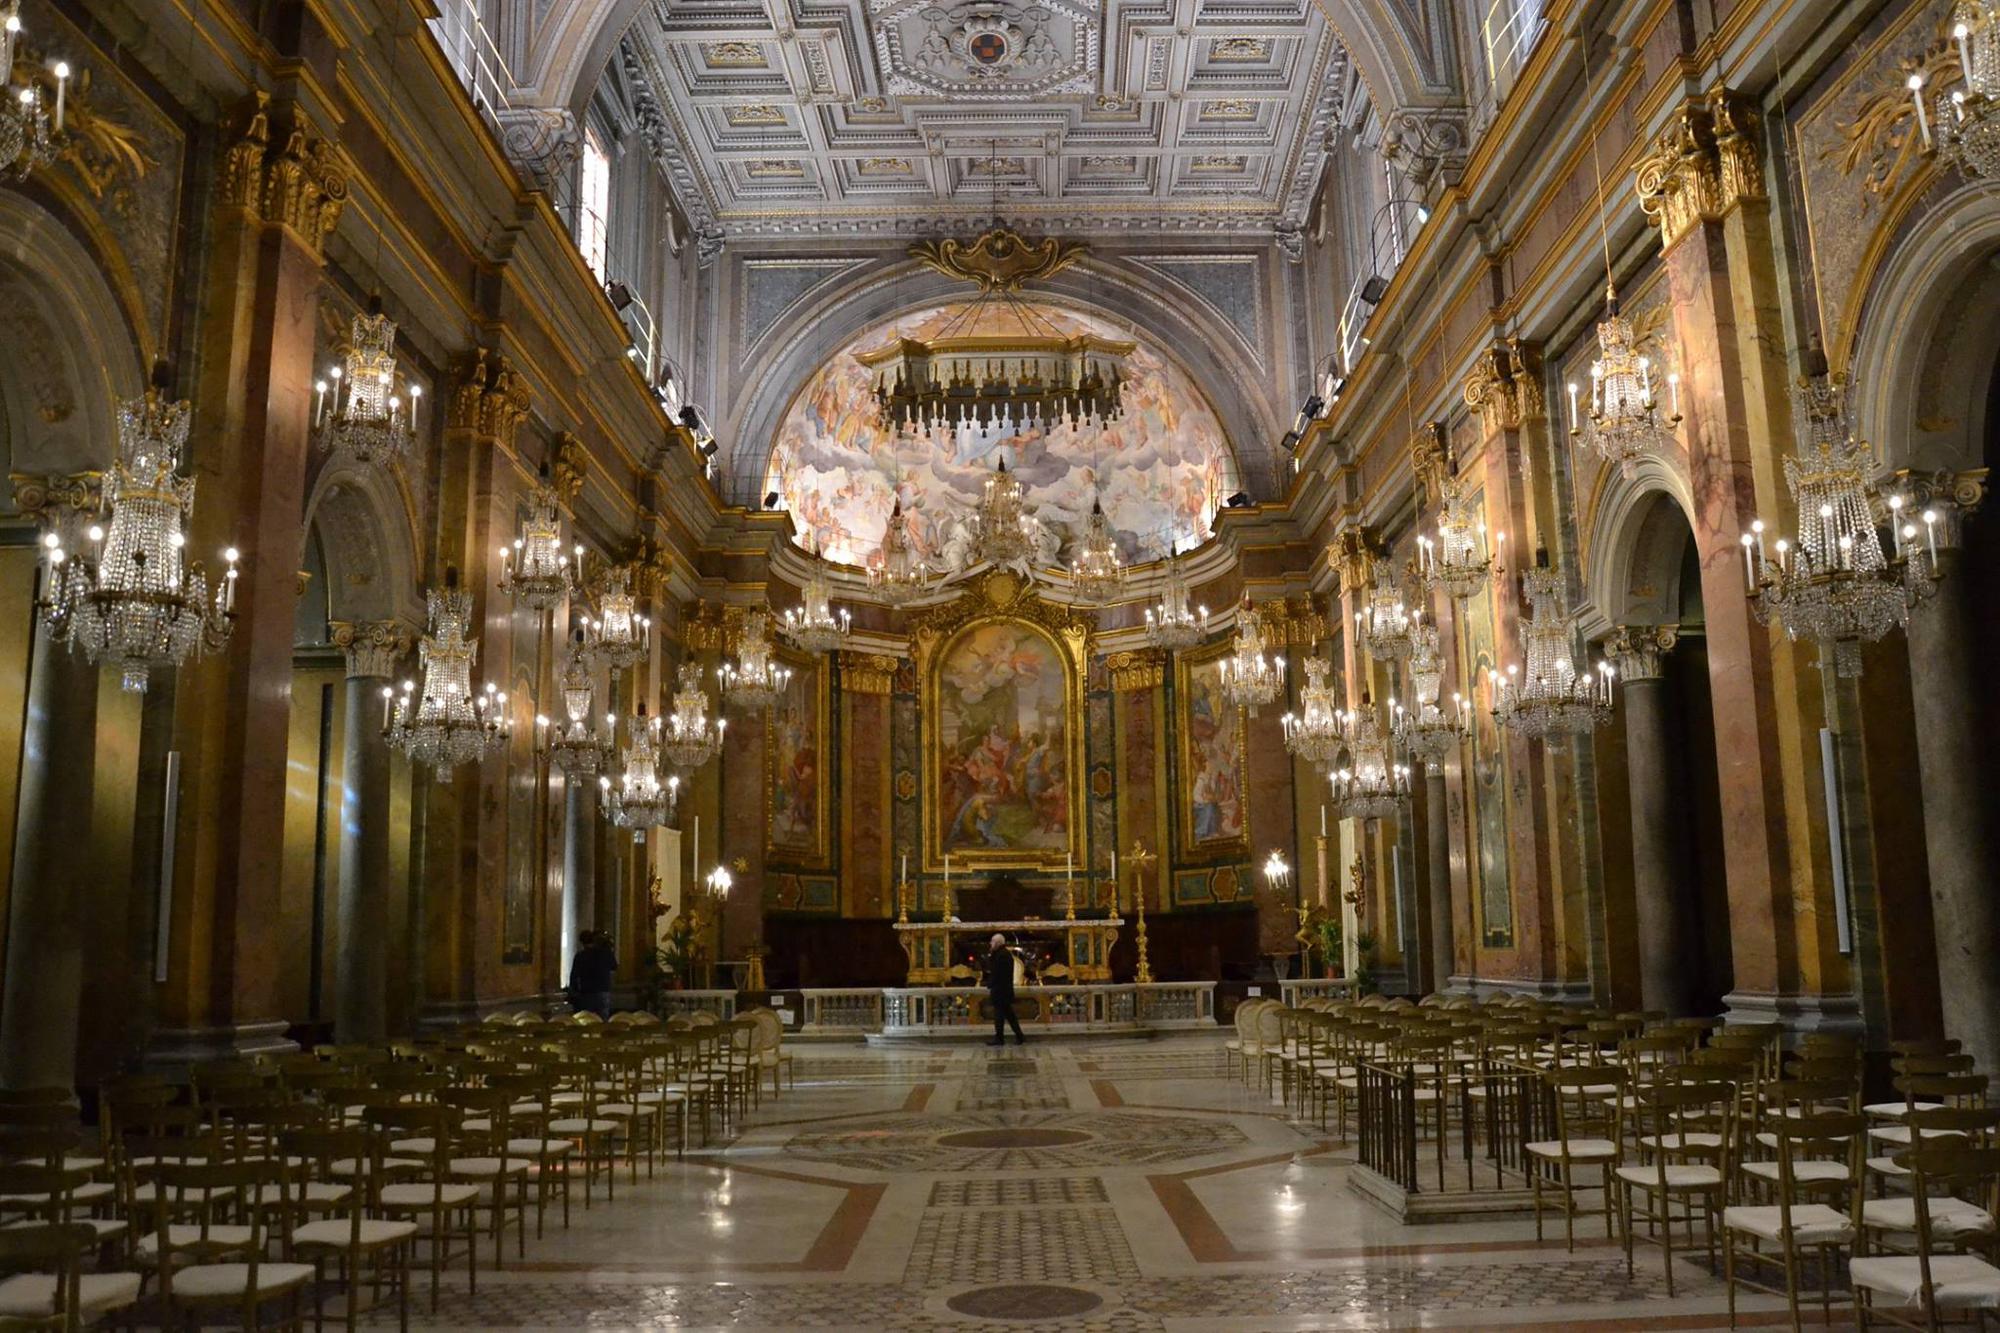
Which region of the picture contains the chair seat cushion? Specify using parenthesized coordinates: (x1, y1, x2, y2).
(0, 1182, 113, 1207)
(1615, 1164, 1723, 1189)
(167, 1261, 316, 1300)
(1, 1217, 125, 1242)
(291, 1217, 420, 1249)
(1867, 1155, 1913, 1178)
(447, 1156, 534, 1178)
(547, 1118, 621, 1135)
(1741, 1159, 1850, 1185)
(1526, 1137, 1618, 1162)
(377, 1183, 480, 1208)
(249, 1182, 353, 1208)
(1638, 1132, 1722, 1151)
(134, 1225, 256, 1263)
(1863, 1101, 1943, 1121)
(505, 1138, 575, 1157)
(1861, 1196, 1996, 1237)
(0, 1271, 142, 1317)
(1850, 1254, 2000, 1309)
(1722, 1203, 1853, 1245)
(1871, 1125, 1967, 1146)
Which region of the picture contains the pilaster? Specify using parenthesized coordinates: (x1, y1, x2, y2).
(153, 93, 346, 1063)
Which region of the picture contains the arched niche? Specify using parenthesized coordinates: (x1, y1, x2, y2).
(725, 261, 1271, 518)
(299, 456, 426, 639)
(0, 192, 145, 479)
(1578, 455, 1699, 637)
(1850, 184, 2000, 476)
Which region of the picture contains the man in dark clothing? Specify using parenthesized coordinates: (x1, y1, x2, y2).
(985, 933, 1026, 1046)
(568, 931, 617, 1019)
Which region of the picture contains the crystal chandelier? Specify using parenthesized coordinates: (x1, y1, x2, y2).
(1068, 497, 1125, 603)
(660, 662, 726, 771)
(1329, 697, 1411, 822)
(1740, 356, 1937, 678)
(1491, 555, 1614, 740)
(581, 564, 650, 677)
(600, 706, 679, 837)
(0, 4, 66, 181)
(1355, 570, 1417, 663)
(1909, 2, 2000, 179)
(1416, 472, 1501, 602)
(1565, 285, 1681, 476)
(498, 469, 578, 611)
(314, 304, 421, 468)
(782, 541, 851, 653)
(1393, 625, 1469, 763)
(537, 630, 608, 776)
(1216, 599, 1285, 713)
(39, 377, 239, 693)
(869, 498, 932, 606)
(719, 610, 792, 712)
(1144, 551, 1207, 650)
(966, 456, 1034, 567)
(385, 569, 511, 780)
(1280, 656, 1345, 768)
(860, 228, 1131, 435)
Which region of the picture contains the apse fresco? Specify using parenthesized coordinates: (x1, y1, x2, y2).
(765, 302, 1236, 567)
(934, 621, 1073, 856)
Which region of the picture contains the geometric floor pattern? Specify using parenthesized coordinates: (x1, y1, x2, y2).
(376, 1033, 1837, 1330)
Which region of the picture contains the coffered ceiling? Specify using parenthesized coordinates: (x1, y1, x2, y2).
(617, 0, 1351, 242)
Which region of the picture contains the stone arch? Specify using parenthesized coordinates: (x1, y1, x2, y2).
(721, 257, 1279, 508)
(515, 0, 1456, 144)
(0, 192, 145, 480)
(300, 456, 426, 634)
(1850, 183, 2000, 476)
(1577, 455, 1697, 638)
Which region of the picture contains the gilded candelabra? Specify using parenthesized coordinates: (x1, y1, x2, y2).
(1125, 840, 1157, 985)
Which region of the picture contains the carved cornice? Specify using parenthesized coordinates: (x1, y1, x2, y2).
(1258, 593, 1327, 647)
(1890, 467, 1988, 549)
(550, 433, 588, 510)
(1635, 89, 1765, 250)
(1606, 624, 1678, 683)
(331, 619, 414, 679)
(908, 228, 1087, 293)
(838, 651, 900, 695)
(445, 349, 532, 447)
(1461, 340, 1544, 437)
(1106, 649, 1165, 692)
(219, 93, 347, 258)
(1410, 421, 1451, 510)
(10, 471, 103, 528)
(1332, 527, 1378, 598)
(906, 569, 1095, 651)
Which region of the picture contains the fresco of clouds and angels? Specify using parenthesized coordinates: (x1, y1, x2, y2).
(764, 301, 1239, 569)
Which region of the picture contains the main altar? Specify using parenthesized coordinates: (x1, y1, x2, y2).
(892, 914, 1122, 984)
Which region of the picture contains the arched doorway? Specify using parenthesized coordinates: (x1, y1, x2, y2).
(1596, 487, 1732, 1016)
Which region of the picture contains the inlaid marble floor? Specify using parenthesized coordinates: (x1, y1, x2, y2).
(379, 1035, 1850, 1330)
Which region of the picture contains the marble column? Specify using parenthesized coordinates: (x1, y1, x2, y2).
(1900, 481, 1999, 1074)
(563, 778, 595, 972)
(1425, 768, 1452, 993)
(330, 622, 408, 1043)
(0, 516, 101, 1089)
(1610, 626, 1689, 1016)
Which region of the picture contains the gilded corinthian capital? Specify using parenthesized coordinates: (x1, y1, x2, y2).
(1634, 89, 1765, 249)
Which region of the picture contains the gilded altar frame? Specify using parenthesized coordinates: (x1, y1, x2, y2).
(764, 644, 832, 868)
(915, 570, 1090, 874)
(1173, 636, 1251, 862)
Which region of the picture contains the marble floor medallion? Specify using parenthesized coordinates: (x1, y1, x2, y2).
(943, 1283, 1106, 1320)
(373, 1035, 1819, 1330)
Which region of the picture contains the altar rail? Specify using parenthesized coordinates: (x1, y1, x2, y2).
(799, 988, 885, 1033)
(654, 990, 737, 1022)
(1279, 977, 1353, 1007)
(876, 982, 1214, 1039)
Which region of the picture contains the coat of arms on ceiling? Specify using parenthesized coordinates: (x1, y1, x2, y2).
(874, 0, 1096, 99)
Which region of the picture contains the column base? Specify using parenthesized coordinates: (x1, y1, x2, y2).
(1720, 989, 1863, 1037)
(1446, 975, 1595, 1003)
(143, 1021, 296, 1070)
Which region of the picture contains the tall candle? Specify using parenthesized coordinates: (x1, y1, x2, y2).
(1320, 804, 1327, 838)
(692, 815, 699, 885)
(901, 851, 908, 883)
